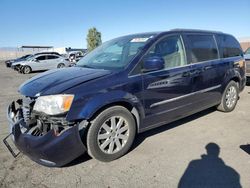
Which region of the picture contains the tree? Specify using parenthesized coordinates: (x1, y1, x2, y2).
(86, 27, 102, 52)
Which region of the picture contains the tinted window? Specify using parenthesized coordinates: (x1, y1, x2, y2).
(36, 55, 46, 61)
(145, 35, 187, 69)
(185, 35, 218, 63)
(47, 55, 59, 60)
(217, 34, 242, 58)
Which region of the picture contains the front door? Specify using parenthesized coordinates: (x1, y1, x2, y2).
(141, 35, 193, 130)
(34, 55, 48, 70)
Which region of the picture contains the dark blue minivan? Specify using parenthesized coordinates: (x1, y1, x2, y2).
(4, 29, 246, 166)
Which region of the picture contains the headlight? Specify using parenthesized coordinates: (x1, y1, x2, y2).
(33, 94, 74, 115)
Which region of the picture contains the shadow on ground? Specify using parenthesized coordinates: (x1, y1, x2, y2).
(131, 107, 216, 151)
(178, 143, 242, 188)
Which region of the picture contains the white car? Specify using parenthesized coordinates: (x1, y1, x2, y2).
(244, 47, 250, 60)
(11, 53, 70, 74)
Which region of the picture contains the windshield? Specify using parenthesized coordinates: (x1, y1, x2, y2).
(77, 34, 156, 70)
(26, 55, 35, 61)
(246, 48, 250, 54)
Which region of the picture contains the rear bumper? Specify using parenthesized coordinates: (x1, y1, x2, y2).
(6, 102, 87, 167)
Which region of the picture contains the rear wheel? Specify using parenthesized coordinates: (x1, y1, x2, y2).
(217, 81, 239, 112)
(23, 66, 32, 74)
(86, 106, 136, 162)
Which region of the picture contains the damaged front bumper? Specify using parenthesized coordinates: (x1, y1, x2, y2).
(4, 101, 87, 167)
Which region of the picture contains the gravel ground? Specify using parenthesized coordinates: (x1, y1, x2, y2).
(0, 62, 250, 188)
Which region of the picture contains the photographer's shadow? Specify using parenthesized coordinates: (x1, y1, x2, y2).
(178, 143, 242, 188)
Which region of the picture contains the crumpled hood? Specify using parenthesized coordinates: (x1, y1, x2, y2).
(19, 67, 111, 97)
(12, 60, 28, 66)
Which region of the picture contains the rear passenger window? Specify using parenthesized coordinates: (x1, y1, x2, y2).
(47, 55, 59, 60)
(185, 35, 218, 63)
(217, 35, 243, 58)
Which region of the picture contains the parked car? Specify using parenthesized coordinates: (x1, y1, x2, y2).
(244, 48, 250, 83)
(244, 47, 250, 60)
(5, 54, 31, 67)
(11, 53, 70, 74)
(68, 51, 85, 63)
(4, 29, 246, 167)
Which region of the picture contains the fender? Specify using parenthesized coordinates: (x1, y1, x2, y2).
(66, 90, 145, 125)
(221, 63, 242, 91)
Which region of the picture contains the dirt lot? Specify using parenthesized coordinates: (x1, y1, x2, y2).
(0, 62, 250, 188)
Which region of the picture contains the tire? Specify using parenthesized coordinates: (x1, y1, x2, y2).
(86, 106, 136, 162)
(246, 77, 250, 86)
(23, 66, 32, 74)
(57, 63, 65, 68)
(217, 81, 239, 112)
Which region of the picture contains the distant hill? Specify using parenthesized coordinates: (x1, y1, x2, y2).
(0, 47, 19, 51)
(238, 37, 250, 43)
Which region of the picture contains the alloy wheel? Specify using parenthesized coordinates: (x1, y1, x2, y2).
(97, 116, 129, 154)
(225, 86, 237, 109)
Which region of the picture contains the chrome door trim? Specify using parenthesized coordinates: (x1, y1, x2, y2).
(150, 84, 221, 108)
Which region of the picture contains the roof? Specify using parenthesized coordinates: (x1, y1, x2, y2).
(238, 37, 250, 42)
(169, 28, 223, 34)
(21, 46, 53, 49)
(121, 29, 225, 39)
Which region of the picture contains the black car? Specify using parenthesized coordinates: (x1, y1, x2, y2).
(4, 29, 246, 167)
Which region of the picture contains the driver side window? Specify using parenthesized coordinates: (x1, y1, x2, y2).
(145, 35, 187, 69)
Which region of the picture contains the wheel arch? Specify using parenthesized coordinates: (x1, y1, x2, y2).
(88, 101, 141, 133)
(222, 68, 241, 90)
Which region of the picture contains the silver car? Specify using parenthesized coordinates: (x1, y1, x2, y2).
(244, 47, 250, 60)
(11, 53, 70, 74)
(245, 48, 250, 83)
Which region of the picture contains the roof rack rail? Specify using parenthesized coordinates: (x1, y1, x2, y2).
(170, 28, 223, 34)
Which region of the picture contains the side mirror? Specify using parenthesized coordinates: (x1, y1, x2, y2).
(33, 59, 39, 62)
(142, 56, 164, 72)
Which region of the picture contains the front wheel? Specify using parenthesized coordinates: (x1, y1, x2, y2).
(22, 66, 32, 74)
(86, 106, 136, 162)
(217, 81, 239, 112)
(57, 63, 65, 68)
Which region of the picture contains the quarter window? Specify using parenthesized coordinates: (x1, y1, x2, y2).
(145, 35, 187, 69)
(217, 34, 242, 58)
(185, 35, 218, 63)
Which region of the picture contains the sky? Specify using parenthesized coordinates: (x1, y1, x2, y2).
(0, 0, 250, 48)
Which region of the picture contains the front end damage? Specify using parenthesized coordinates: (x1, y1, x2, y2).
(4, 97, 87, 167)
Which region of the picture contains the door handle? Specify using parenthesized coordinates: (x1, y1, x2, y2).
(203, 65, 213, 71)
(182, 71, 191, 77)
